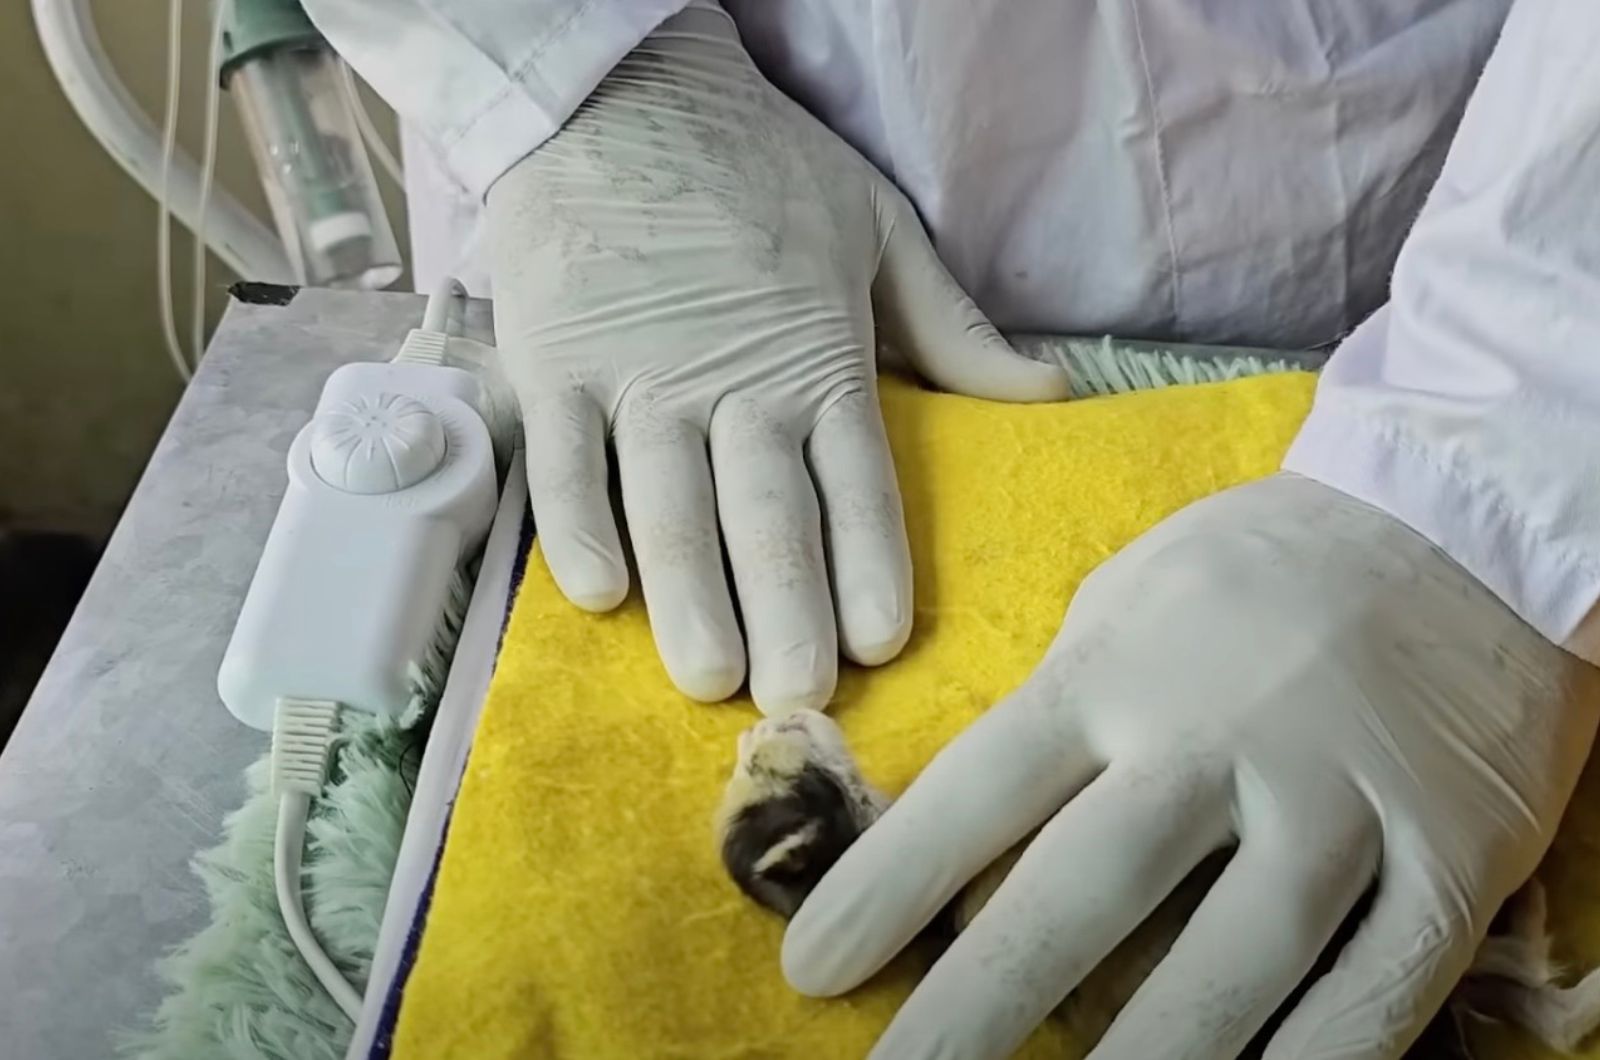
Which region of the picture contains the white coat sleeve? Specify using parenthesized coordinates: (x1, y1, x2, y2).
(298, 0, 697, 199)
(1283, 0, 1600, 665)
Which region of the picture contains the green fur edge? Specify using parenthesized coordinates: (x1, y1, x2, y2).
(123, 567, 472, 1060)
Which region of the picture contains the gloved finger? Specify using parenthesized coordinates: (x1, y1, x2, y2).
(870, 759, 1232, 1060)
(521, 389, 629, 611)
(709, 393, 837, 716)
(1264, 856, 1491, 1059)
(871, 185, 1070, 403)
(614, 411, 745, 702)
(1090, 779, 1381, 1059)
(784, 681, 1098, 997)
(805, 390, 912, 666)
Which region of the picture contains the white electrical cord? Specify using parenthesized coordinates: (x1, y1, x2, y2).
(339, 60, 404, 190)
(393, 275, 467, 366)
(272, 697, 363, 1022)
(156, 0, 193, 383)
(190, 0, 227, 369)
(421, 275, 467, 333)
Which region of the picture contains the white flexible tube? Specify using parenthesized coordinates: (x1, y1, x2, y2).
(339, 61, 404, 190)
(31, 0, 291, 283)
(274, 791, 363, 1022)
(156, 0, 192, 383)
(190, 0, 228, 369)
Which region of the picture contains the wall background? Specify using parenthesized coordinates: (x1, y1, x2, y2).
(0, 1, 409, 540)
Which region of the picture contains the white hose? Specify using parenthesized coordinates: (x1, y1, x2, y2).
(189, 0, 227, 370)
(156, 0, 192, 382)
(339, 60, 405, 190)
(31, 0, 291, 281)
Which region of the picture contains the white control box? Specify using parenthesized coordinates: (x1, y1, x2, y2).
(219, 361, 500, 731)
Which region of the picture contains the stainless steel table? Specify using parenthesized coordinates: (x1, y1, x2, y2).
(0, 287, 495, 1060)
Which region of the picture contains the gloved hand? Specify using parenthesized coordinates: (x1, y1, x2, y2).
(783, 473, 1600, 1058)
(486, 7, 1066, 716)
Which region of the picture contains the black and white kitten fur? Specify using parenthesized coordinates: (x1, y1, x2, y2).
(715, 708, 1600, 1057)
(715, 709, 889, 919)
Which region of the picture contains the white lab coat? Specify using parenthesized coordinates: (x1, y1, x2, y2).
(303, 0, 1600, 664)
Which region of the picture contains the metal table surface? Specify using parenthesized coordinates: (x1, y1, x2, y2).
(0, 287, 496, 1060)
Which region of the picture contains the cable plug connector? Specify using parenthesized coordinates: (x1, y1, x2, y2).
(271, 697, 341, 798)
(393, 328, 449, 366)
(271, 697, 363, 1021)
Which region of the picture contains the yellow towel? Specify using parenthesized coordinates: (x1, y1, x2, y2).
(390, 371, 1597, 1059)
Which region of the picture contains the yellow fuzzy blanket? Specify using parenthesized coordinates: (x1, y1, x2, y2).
(389, 371, 1599, 1059)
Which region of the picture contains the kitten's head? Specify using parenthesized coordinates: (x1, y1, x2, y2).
(715, 709, 881, 919)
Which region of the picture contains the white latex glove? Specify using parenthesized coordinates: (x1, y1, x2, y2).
(784, 473, 1600, 1058)
(486, 7, 1067, 716)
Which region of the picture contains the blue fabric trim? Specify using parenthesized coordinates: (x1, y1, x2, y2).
(367, 511, 534, 1058)
(367, 807, 451, 1060)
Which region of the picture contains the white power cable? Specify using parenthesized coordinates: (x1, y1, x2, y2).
(157, 0, 193, 383)
(190, 0, 228, 370)
(421, 275, 467, 334)
(339, 60, 404, 190)
(393, 275, 468, 366)
(393, 275, 467, 368)
(272, 697, 363, 1022)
